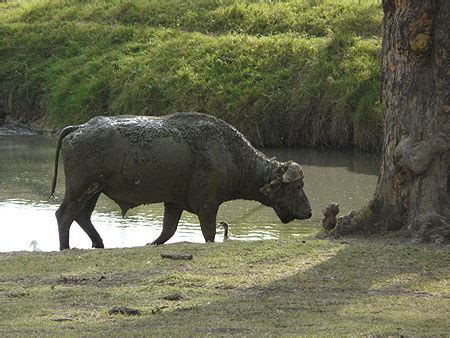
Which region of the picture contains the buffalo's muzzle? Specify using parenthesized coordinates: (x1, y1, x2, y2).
(297, 210, 312, 220)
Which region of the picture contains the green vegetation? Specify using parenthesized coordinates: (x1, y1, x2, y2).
(0, 0, 382, 150)
(1, 235, 448, 335)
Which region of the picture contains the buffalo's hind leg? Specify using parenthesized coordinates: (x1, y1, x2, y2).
(75, 192, 104, 248)
(55, 200, 76, 250)
(151, 202, 183, 245)
(56, 197, 87, 250)
(55, 184, 100, 250)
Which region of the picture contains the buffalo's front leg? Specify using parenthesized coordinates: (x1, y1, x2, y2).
(151, 202, 183, 245)
(198, 205, 218, 242)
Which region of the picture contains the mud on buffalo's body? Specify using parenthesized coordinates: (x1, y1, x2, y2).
(52, 112, 312, 250)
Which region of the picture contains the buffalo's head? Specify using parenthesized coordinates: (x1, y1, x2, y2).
(260, 161, 312, 223)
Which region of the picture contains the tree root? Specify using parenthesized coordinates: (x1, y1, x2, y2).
(320, 204, 449, 244)
(409, 213, 450, 244)
(318, 204, 374, 239)
(334, 205, 374, 236)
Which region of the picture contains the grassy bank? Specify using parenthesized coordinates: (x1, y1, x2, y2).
(0, 0, 382, 150)
(1, 236, 449, 335)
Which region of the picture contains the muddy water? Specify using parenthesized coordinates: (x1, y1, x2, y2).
(0, 135, 379, 252)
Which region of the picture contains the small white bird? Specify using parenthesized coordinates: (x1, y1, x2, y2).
(29, 240, 42, 252)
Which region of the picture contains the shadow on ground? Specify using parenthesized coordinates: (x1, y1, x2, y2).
(118, 242, 449, 336)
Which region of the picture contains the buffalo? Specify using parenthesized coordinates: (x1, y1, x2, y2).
(51, 112, 312, 250)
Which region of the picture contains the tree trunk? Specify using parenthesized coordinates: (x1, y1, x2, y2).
(333, 0, 449, 243)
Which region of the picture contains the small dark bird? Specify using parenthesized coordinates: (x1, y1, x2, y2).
(218, 221, 230, 241)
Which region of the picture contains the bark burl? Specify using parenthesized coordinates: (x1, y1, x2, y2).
(333, 0, 449, 243)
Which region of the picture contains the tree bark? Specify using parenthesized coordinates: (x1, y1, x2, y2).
(334, 0, 449, 243)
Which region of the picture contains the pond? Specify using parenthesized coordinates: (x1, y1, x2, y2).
(0, 135, 379, 252)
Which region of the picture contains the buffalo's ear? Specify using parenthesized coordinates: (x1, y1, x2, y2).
(260, 184, 271, 196)
(260, 179, 280, 196)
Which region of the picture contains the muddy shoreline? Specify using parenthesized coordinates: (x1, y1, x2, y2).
(0, 120, 53, 136)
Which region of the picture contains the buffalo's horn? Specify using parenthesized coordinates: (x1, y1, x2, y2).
(275, 165, 285, 177)
(281, 162, 304, 182)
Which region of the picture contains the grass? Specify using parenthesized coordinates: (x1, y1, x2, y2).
(1, 234, 449, 335)
(0, 0, 383, 150)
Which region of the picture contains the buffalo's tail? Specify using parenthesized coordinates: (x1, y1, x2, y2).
(50, 125, 81, 197)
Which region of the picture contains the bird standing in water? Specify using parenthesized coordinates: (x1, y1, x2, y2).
(218, 222, 230, 241)
(29, 240, 42, 252)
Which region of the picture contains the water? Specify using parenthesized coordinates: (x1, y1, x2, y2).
(0, 135, 379, 252)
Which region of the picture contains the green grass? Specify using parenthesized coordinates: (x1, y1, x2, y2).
(1, 236, 449, 335)
(0, 0, 383, 150)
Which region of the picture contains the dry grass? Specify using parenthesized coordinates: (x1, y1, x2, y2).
(1, 236, 448, 335)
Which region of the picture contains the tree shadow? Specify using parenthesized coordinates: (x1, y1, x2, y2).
(132, 241, 448, 335)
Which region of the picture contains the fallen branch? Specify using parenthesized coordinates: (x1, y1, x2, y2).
(161, 253, 193, 260)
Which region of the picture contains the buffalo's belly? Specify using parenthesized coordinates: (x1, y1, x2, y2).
(102, 170, 188, 206)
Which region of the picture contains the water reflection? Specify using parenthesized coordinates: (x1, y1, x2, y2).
(264, 148, 380, 175)
(0, 136, 379, 251)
